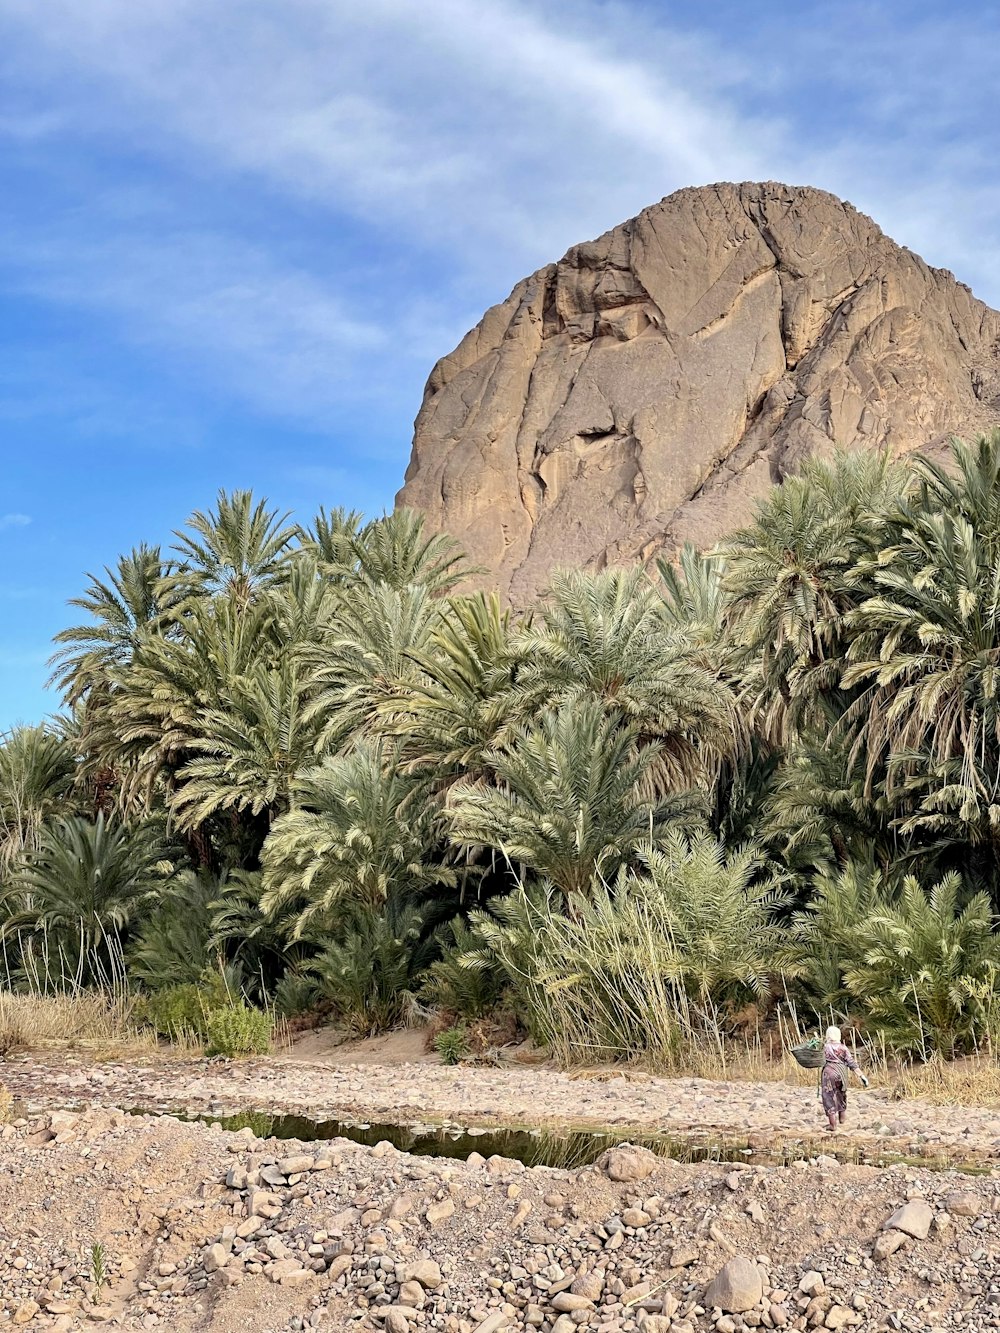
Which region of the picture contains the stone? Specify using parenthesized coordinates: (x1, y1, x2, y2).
(670, 1244, 699, 1268)
(327, 1255, 353, 1282)
(872, 1230, 907, 1261)
(472, 1314, 511, 1333)
(570, 1272, 603, 1300)
(549, 1319, 575, 1333)
(385, 1311, 410, 1333)
(622, 1207, 651, 1227)
(799, 1272, 825, 1297)
(944, 1191, 981, 1216)
(398, 1281, 425, 1308)
(705, 1255, 764, 1314)
(406, 1259, 443, 1289)
(399, 183, 1000, 604)
(884, 1200, 934, 1240)
(425, 1198, 456, 1226)
(552, 1291, 594, 1312)
(203, 1244, 228, 1273)
(13, 1302, 39, 1326)
(825, 1307, 860, 1329)
(278, 1154, 315, 1176)
(600, 1145, 659, 1182)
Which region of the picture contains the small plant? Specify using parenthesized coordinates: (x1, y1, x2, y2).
(204, 1003, 273, 1057)
(433, 1025, 469, 1066)
(90, 1241, 108, 1303)
(0, 1081, 12, 1124)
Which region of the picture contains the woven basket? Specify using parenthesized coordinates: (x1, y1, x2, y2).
(790, 1041, 824, 1070)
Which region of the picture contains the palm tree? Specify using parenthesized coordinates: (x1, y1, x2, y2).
(516, 567, 736, 793)
(392, 591, 525, 783)
(349, 507, 472, 593)
(49, 544, 176, 704)
(2, 814, 164, 988)
(843, 871, 1000, 1057)
(168, 656, 325, 837)
(300, 506, 365, 581)
(0, 725, 77, 875)
(261, 741, 455, 940)
(449, 699, 689, 912)
(170, 489, 299, 606)
(840, 433, 1000, 846)
(305, 581, 443, 749)
(723, 449, 908, 735)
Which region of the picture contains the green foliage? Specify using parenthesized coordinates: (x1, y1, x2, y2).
(450, 698, 692, 909)
(2, 814, 165, 988)
(90, 1242, 108, 1303)
(842, 872, 1000, 1057)
(27, 444, 1000, 1069)
(0, 725, 77, 875)
(204, 1002, 273, 1057)
(419, 917, 506, 1018)
(308, 902, 430, 1036)
(433, 1025, 468, 1065)
(261, 742, 455, 939)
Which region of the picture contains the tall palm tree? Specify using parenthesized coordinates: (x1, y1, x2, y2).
(261, 741, 455, 940)
(723, 449, 908, 735)
(392, 591, 525, 783)
(515, 566, 736, 792)
(449, 699, 688, 912)
(840, 433, 1000, 846)
(350, 508, 472, 594)
(168, 656, 324, 836)
(49, 544, 176, 704)
(0, 726, 77, 875)
(170, 489, 299, 606)
(305, 581, 443, 749)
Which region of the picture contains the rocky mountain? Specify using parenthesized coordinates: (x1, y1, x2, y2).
(397, 181, 1000, 601)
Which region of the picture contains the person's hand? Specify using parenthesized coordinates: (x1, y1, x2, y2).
(860, 1074, 869, 1088)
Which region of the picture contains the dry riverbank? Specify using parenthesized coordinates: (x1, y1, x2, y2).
(3, 1097, 1000, 1332)
(4, 1048, 1000, 1165)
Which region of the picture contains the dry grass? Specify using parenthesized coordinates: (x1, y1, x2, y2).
(0, 989, 196, 1059)
(0, 1080, 11, 1124)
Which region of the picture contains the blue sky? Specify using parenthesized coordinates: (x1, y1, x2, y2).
(2, 0, 1000, 726)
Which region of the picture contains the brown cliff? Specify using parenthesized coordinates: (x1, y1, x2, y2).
(398, 182, 1000, 600)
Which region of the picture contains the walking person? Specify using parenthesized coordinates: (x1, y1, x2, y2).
(821, 1025, 868, 1132)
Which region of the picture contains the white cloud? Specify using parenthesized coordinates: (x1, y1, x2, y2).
(0, 514, 31, 530)
(2, 0, 1000, 430)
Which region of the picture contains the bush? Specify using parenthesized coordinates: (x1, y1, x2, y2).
(309, 902, 431, 1036)
(0, 1081, 12, 1124)
(419, 917, 506, 1019)
(204, 1003, 273, 1057)
(432, 1025, 468, 1065)
(138, 972, 232, 1040)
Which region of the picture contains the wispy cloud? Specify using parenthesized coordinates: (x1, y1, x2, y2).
(0, 514, 32, 530)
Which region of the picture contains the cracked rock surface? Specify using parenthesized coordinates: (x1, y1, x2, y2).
(398, 181, 1000, 600)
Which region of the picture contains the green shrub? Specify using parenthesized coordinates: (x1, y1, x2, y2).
(138, 972, 231, 1040)
(419, 917, 506, 1019)
(204, 1003, 273, 1057)
(433, 1025, 468, 1065)
(309, 902, 430, 1036)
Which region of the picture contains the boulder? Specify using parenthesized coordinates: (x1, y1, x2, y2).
(705, 1255, 764, 1313)
(600, 1145, 659, 1182)
(884, 1199, 934, 1240)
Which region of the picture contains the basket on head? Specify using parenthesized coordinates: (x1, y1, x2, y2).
(790, 1041, 825, 1070)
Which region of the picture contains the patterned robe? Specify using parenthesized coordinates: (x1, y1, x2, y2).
(821, 1041, 860, 1117)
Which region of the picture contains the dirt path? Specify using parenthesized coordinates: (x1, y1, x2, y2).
(4, 1049, 1000, 1164)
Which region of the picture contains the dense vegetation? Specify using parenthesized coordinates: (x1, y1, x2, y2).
(5, 434, 1000, 1063)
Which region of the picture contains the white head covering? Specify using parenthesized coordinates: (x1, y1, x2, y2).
(825, 1025, 842, 1044)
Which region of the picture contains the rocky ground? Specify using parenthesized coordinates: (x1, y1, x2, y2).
(3, 1099, 1000, 1333)
(3, 1052, 1000, 1162)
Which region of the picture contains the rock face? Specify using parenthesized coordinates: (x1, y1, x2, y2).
(398, 181, 1000, 601)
